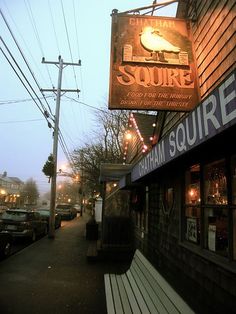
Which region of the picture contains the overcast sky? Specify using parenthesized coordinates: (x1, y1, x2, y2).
(0, 0, 177, 195)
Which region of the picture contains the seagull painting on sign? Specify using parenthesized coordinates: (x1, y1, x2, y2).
(140, 27, 180, 62)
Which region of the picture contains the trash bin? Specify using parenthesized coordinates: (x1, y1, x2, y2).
(86, 218, 98, 240)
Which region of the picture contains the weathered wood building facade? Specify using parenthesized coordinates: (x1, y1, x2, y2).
(105, 0, 236, 312)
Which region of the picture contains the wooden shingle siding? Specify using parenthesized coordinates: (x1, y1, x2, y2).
(190, 0, 236, 98)
(162, 0, 236, 140)
(162, 112, 187, 139)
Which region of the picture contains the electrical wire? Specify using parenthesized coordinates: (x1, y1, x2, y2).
(23, 1, 54, 114)
(64, 96, 106, 113)
(0, 118, 44, 124)
(72, 0, 83, 100)
(48, 0, 61, 56)
(0, 36, 53, 126)
(0, 8, 54, 117)
(0, 95, 54, 105)
(1, 3, 82, 172)
(24, 0, 54, 89)
(58, 129, 77, 174)
(60, 0, 80, 95)
(1, 0, 51, 92)
(0, 45, 46, 120)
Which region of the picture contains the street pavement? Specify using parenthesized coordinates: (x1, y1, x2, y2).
(0, 212, 130, 314)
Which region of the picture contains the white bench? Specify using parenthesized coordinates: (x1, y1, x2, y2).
(104, 249, 195, 314)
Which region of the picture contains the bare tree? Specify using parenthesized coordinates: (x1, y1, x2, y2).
(72, 107, 129, 196)
(21, 178, 39, 205)
(94, 107, 128, 159)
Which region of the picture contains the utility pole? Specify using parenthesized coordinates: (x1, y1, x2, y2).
(41, 56, 81, 238)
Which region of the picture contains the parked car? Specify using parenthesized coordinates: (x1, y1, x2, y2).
(0, 205, 9, 217)
(55, 204, 77, 220)
(0, 233, 13, 259)
(0, 209, 48, 241)
(36, 208, 61, 229)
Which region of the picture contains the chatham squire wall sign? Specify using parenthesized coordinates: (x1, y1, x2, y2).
(109, 13, 200, 111)
(131, 70, 236, 181)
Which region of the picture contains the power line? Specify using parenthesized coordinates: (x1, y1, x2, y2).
(1, 0, 49, 89)
(72, 0, 84, 100)
(24, 0, 54, 90)
(0, 45, 47, 122)
(0, 95, 54, 105)
(58, 130, 76, 173)
(64, 96, 106, 113)
(48, 0, 61, 56)
(0, 118, 44, 124)
(60, 0, 80, 96)
(0, 36, 53, 127)
(0, 8, 54, 117)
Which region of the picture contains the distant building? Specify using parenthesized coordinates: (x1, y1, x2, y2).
(0, 172, 24, 208)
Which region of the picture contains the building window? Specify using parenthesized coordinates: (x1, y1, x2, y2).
(204, 207, 228, 257)
(184, 159, 236, 259)
(231, 155, 236, 260)
(184, 164, 200, 244)
(204, 160, 227, 205)
(204, 160, 228, 257)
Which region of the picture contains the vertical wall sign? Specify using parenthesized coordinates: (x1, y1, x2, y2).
(109, 14, 200, 111)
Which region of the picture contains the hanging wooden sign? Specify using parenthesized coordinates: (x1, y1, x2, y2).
(109, 14, 200, 111)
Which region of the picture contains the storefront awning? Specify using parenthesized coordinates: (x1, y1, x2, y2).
(99, 163, 133, 183)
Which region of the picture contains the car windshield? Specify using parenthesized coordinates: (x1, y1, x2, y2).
(37, 210, 49, 216)
(56, 205, 71, 209)
(2, 211, 27, 221)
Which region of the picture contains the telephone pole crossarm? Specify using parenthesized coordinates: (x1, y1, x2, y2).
(41, 88, 80, 93)
(42, 57, 81, 67)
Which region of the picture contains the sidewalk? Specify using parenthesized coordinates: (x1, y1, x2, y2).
(0, 212, 131, 314)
